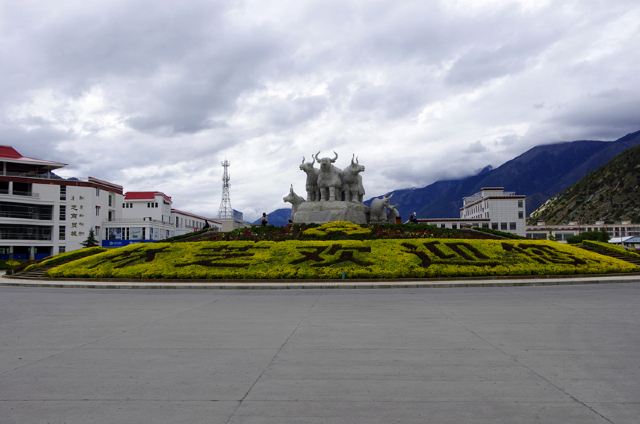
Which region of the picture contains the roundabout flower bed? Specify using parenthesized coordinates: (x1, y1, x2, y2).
(46, 238, 637, 280)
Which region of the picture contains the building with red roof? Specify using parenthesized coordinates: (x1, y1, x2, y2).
(0, 146, 220, 260)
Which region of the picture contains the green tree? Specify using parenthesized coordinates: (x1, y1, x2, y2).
(81, 229, 99, 247)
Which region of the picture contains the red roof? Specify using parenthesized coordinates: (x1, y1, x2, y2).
(125, 191, 172, 203)
(0, 145, 66, 168)
(0, 146, 23, 159)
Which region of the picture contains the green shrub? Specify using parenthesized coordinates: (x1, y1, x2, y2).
(472, 227, 524, 239)
(24, 246, 106, 272)
(567, 231, 610, 244)
(582, 240, 640, 259)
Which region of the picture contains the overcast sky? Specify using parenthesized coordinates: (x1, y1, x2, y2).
(1, 0, 639, 220)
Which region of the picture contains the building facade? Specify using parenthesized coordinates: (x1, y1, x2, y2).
(102, 192, 221, 247)
(0, 147, 124, 259)
(417, 187, 527, 236)
(526, 221, 640, 242)
(0, 146, 221, 259)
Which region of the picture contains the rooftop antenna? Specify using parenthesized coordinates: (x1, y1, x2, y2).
(218, 159, 233, 219)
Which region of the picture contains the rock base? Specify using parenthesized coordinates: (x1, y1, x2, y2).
(293, 201, 370, 224)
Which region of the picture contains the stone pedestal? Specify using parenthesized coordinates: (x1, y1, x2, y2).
(293, 201, 369, 224)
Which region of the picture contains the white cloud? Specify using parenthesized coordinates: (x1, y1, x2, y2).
(1, 0, 639, 220)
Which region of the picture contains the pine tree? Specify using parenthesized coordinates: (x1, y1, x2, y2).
(81, 229, 99, 247)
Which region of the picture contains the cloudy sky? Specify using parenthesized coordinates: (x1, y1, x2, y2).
(1, 0, 639, 220)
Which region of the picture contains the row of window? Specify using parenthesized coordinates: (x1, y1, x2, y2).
(437, 222, 518, 231)
(122, 202, 160, 208)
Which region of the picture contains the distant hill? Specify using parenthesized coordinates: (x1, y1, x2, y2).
(530, 144, 640, 224)
(373, 129, 640, 219)
(252, 208, 291, 227)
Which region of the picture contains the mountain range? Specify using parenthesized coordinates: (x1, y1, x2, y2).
(257, 129, 640, 226)
(530, 144, 640, 224)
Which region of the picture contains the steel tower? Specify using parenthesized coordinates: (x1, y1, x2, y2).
(218, 159, 234, 219)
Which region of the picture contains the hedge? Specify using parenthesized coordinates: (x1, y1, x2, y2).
(47, 239, 638, 280)
(582, 240, 640, 259)
(23, 246, 106, 272)
(179, 221, 501, 242)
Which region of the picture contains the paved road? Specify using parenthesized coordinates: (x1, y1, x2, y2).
(0, 284, 639, 423)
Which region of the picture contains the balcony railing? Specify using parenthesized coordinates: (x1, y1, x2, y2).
(105, 218, 173, 226)
(0, 232, 52, 240)
(2, 171, 56, 179)
(5, 191, 40, 199)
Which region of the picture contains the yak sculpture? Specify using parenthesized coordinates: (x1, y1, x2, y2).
(369, 193, 393, 223)
(299, 156, 320, 201)
(283, 185, 306, 216)
(314, 151, 343, 201)
(341, 154, 365, 202)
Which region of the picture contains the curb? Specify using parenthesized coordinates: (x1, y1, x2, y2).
(2, 275, 640, 289)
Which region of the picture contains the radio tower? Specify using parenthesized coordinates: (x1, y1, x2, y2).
(218, 160, 233, 219)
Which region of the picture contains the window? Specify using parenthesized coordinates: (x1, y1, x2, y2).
(501, 222, 507, 230)
(60, 185, 67, 201)
(518, 200, 523, 208)
(155, 202, 158, 208)
(482, 223, 489, 228)
(58, 246, 66, 254)
(440, 224, 445, 228)
(518, 211, 524, 219)
(13, 182, 32, 196)
(59, 225, 66, 241)
(451, 224, 457, 229)
(0, 224, 52, 240)
(96, 188, 100, 196)
(95, 205, 101, 216)
(59, 205, 66, 221)
(108, 194, 113, 207)
(509, 222, 516, 230)
(0, 202, 53, 220)
(492, 223, 498, 230)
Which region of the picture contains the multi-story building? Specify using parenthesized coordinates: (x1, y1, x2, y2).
(526, 221, 640, 242)
(102, 192, 220, 247)
(417, 187, 527, 236)
(0, 146, 222, 259)
(0, 146, 123, 259)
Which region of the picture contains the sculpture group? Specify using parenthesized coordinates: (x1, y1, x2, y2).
(284, 151, 400, 224)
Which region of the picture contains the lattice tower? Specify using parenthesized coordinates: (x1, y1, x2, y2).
(218, 159, 234, 219)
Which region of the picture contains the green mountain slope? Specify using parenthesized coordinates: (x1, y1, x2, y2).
(530, 145, 640, 224)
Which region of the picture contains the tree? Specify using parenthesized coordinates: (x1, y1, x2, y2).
(81, 229, 99, 247)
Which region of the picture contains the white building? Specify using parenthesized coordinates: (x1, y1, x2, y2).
(417, 187, 527, 236)
(0, 146, 221, 259)
(526, 221, 640, 242)
(102, 192, 221, 247)
(0, 146, 123, 259)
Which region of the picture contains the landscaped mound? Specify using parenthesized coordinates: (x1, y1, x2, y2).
(46, 238, 637, 280)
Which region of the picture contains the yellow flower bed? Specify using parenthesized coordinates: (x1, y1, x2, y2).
(46, 239, 638, 280)
(302, 221, 372, 237)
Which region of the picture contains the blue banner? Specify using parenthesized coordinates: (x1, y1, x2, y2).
(101, 240, 154, 248)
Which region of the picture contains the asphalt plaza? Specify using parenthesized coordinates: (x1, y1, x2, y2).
(1, 283, 639, 423)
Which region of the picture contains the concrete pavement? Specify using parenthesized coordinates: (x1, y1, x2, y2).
(1, 283, 639, 423)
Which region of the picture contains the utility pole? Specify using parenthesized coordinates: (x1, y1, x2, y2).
(218, 160, 233, 219)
